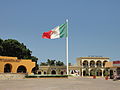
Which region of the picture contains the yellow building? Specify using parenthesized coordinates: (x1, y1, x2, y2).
(37, 66, 80, 76)
(0, 56, 35, 74)
(76, 56, 109, 76)
(105, 61, 120, 79)
(38, 56, 110, 76)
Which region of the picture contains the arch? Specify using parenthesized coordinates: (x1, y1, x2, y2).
(4, 63, 12, 73)
(44, 71, 46, 75)
(83, 60, 88, 67)
(90, 61, 95, 67)
(103, 61, 108, 67)
(96, 60, 102, 67)
(117, 68, 120, 75)
(96, 69, 102, 76)
(17, 65, 27, 73)
(77, 71, 80, 75)
(83, 70, 86, 76)
(71, 70, 74, 74)
(31, 67, 36, 74)
(110, 70, 113, 79)
(103, 68, 109, 76)
(38, 71, 41, 74)
(51, 70, 56, 75)
(61, 71, 64, 75)
(90, 69, 94, 76)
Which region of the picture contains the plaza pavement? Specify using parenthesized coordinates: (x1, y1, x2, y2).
(0, 77, 120, 90)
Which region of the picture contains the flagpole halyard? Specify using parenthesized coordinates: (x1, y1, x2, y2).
(66, 19, 69, 75)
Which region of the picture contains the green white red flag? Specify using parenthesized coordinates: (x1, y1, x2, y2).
(42, 20, 69, 75)
(42, 22, 67, 39)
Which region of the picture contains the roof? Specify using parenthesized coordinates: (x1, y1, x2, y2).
(77, 57, 110, 60)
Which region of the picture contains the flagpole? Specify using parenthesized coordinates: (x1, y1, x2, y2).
(66, 19, 69, 75)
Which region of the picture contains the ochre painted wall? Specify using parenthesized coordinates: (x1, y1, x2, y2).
(0, 56, 35, 74)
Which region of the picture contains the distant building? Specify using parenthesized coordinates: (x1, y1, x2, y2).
(76, 57, 109, 76)
(0, 56, 35, 74)
(38, 56, 110, 76)
(105, 61, 120, 79)
(37, 66, 80, 76)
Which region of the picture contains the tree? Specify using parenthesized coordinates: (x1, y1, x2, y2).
(31, 56, 39, 73)
(40, 62, 48, 66)
(40, 59, 65, 66)
(0, 38, 38, 74)
(31, 56, 38, 63)
(68, 63, 72, 66)
(47, 59, 55, 66)
(0, 38, 38, 62)
(31, 64, 39, 74)
(56, 61, 64, 66)
(2, 39, 31, 59)
(0, 38, 3, 55)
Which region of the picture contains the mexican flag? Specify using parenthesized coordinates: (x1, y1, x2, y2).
(42, 22, 67, 39)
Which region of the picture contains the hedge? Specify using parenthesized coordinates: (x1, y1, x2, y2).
(25, 75, 68, 78)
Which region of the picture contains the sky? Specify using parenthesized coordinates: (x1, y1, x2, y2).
(0, 0, 120, 65)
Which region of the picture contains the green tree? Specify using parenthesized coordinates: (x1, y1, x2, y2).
(2, 39, 31, 59)
(0, 38, 38, 73)
(40, 62, 48, 66)
(41, 59, 65, 66)
(31, 56, 38, 63)
(47, 59, 55, 66)
(56, 61, 64, 66)
(0, 39, 38, 62)
(31, 56, 39, 73)
(0, 38, 3, 55)
(68, 63, 72, 66)
(31, 64, 39, 74)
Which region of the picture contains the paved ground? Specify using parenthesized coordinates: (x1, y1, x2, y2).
(0, 77, 120, 90)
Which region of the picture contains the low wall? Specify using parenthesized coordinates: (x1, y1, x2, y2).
(0, 73, 26, 80)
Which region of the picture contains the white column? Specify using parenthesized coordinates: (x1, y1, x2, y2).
(89, 69, 91, 76)
(101, 61, 103, 67)
(102, 69, 104, 77)
(82, 69, 83, 77)
(95, 61, 97, 67)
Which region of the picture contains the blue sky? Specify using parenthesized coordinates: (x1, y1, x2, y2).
(0, 0, 120, 64)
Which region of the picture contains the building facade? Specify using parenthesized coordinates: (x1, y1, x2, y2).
(0, 56, 35, 74)
(38, 56, 110, 76)
(37, 66, 80, 76)
(105, 61, 120, 79)
(76, 57, 109, 76)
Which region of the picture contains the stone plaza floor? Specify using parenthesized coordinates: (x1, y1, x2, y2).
(0, 77, 120, 90)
